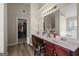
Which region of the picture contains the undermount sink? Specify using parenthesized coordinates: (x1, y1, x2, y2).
(60, 36, 73, 43)
(60, 37, 67, 41)
(60, 37, 71, 42)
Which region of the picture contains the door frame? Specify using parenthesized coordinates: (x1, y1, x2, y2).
(16, 17, 27, 44)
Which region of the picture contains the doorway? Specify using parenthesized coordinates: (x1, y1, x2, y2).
(18, 18, 27, 44)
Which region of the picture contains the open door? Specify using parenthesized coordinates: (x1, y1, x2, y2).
(18, 18, 27, 44)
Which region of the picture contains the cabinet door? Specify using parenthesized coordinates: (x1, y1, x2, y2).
(32, 35, 40, 48)
(45, 41, 55, 56)
(55, 45, 71, 56)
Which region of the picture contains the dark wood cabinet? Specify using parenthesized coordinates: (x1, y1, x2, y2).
(32, 35, 73, 56)
(45, 41, 55, 56)
(54, 44, 71, 56)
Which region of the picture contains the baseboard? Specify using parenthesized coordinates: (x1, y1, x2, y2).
(4, 51, 8, 56)
(0, 53, 5, 56)
(27, 37, 30, 44)
(0, 52, 8, 56)
(27, 37, 33, 46)
(28, 44, 34, 50)
(8, 42, 18, 46)
(29, 43, 33, 46)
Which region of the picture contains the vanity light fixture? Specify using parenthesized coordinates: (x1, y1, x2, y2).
(53, 5, 57, 9)
(42, 5, 57, 17)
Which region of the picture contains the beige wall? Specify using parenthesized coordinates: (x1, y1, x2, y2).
(7, 4, 31, 45)
(7, 3, 44, 46)
(77, 3, 79, 39)
(4, 4, 8, 55)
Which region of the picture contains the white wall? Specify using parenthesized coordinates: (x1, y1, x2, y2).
(60, 4, 77, 17)
(0, 3, 7, 55)
(0, 3, 4, 53)
(31, 4, 39, 34)
(7, 4, 31, 45)
(30, 4, 40, 45)
(38, 10, 44, 33)
(38, 3, 45, 9)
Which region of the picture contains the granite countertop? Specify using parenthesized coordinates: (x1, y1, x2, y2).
(33, 34, 79, 52)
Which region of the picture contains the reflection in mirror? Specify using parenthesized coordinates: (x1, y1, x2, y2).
(44, 11, 56, 33)
(60, 3, 77, 39)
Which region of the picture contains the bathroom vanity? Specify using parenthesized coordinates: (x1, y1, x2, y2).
(32, 34, 79, 56)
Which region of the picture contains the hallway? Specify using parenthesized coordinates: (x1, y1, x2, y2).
(8, 43, 34, 56)
(18, 38, 26, 44)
